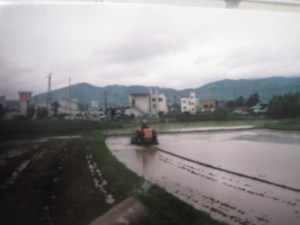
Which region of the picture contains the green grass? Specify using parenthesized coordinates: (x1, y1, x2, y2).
(90, 131, 142, 200)
(261, 119, 300, 131)
(0, 119, 121, 140)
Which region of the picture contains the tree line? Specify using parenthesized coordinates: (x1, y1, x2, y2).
(227, 92, 300, 119)
(268, 92, 300, 119)
(226, 92, 260, 108)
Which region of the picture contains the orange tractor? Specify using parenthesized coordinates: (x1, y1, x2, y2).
(131, 125, 158, 145)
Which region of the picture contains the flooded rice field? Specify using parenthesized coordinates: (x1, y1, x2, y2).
(106, 129, 300, 225)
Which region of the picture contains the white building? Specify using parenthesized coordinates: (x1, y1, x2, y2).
(89, 100, 101, 113)
(125, 90, 168, 118)
(181, 92, 199, 114)
(91, 100, 99, 110)
(150, 92, 168, 117)
(57, 99, 80, 115)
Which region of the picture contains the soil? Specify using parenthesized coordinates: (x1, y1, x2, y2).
(0, 136, 115, 225)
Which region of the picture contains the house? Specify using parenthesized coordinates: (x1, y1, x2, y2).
(232, 106, 249, 116)
(181, 92, 199, 114)
(200, 99, 217, 112)
(57, 99, 80, 115)
(250, 103, 268, 114)
(150, 92, 168, 117)
(125, 90, 168, 118)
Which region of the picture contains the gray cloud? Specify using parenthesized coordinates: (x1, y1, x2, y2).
(0, 3, 300, 99)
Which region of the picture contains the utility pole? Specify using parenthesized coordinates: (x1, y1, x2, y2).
(104, 90, 108, 112)
(173, 91, 177, 105)
(103, 90, 109, 119)
(155, 87, 159, 117)
(47, 73, 52, 116)
(149, 87, 153, 116)
(69, 77, 72, 115)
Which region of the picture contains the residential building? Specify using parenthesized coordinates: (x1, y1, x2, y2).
(57, 99, 80, 115)
(150, 91, 168, 117)
(125, 90, 168, 118)
(36, 99, 80, 115)
(91, 100, 99, 111)
(181, 92, 199, 114)
(200, 99, 217, 112)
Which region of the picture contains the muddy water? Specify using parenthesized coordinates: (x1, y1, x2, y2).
(106, 129, 300, 225)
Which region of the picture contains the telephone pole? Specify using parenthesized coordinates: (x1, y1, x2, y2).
(104, 91, 108, 112)
(69, 78, 72, 115)
(47, 73, 52, 116)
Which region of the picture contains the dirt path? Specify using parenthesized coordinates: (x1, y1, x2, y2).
(0, 136, 115, 225)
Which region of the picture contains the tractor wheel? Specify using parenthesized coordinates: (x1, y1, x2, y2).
(153, 131, 158, 144)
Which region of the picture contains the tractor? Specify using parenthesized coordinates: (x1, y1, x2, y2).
(131, 125, 158, 145)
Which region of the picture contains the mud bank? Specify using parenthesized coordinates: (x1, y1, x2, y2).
(89, 197, 150, 225)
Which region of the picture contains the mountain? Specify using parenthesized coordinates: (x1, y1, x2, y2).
(196, 77, 300, 102)
(32, 77, 300, 107)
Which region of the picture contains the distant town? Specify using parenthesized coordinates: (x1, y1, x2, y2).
(1, 75, 300, 121)
(1, 78, 299, 121)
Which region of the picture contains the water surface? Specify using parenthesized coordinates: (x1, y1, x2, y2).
(106, 129, 300, 225)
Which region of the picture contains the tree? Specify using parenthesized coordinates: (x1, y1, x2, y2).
(246, 92, 260, 107)
(37, 107, 48, 118)
(268, 93, 300, 118)
(236, 96, 246, 107)
(226, 100, 235, 109)
(52, 101, 60, 117)
(27, 105, 35, 119)
(78, 103, 87, 112)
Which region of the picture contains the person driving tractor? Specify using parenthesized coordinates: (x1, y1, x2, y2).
(131, 120, 158, 145)
(141, 119, 149, 129)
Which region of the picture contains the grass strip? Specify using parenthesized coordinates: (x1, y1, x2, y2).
(90, 131, 143, 200)
(262, 119, 300, 131)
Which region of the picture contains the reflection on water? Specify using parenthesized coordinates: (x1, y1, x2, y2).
(106, 129, 300, 225)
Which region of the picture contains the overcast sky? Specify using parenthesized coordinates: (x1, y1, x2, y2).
(0, 2, 300, 99)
